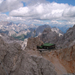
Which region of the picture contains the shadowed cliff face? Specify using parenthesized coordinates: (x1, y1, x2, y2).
(0, 36, 57, 75)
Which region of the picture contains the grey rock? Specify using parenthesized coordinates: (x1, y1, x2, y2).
(63, 73, 75, 75)
(39, 27, 59, 44)
(0, 36, 57, 75)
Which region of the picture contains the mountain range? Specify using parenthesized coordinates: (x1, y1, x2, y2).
(0, 21, 73, 41)
(0, 21, 64, 41)
(0, 21, 75, 75)
(39, 24, 75, 49)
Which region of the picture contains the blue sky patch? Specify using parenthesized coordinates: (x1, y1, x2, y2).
(2, 12, 9, 15)
(21, 1, 26, 7)
(47, 0, 75, 6)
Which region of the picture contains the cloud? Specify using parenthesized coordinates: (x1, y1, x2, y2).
(0, 13, 8, 21)
(19, 0, 47, 5)
(0, 1, 75, 26)
(0, 0, 47, 12)
(9, 2, 75, 24)
(62, 6, 75, 17)
(9, 2, 69, 20)
(0, 13, 25, 23)
(0, 0, 23, 12)
(0, 0, 3, 4)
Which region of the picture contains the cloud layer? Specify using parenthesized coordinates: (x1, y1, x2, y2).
(9, 2, 75, 20)
(0, 0, 75, 26)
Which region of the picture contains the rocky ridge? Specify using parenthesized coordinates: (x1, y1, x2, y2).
(57, 25, 75, 48)
(39, 27, 60, 44)
(0, 36, 57, 75)
(26, 36, 75, 75)
(0, 24, 75, 75)
(39, 25, 75, 49)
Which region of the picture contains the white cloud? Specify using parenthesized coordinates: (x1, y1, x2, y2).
(0, 1, 75, 26)
(9, 2, 70, 20)
(0, 13, 25, 23)
(0, 13, 8, 21)
(0, 0, 47, 12)
(19, 0, 47, 5)
(0, 0, 3, 4)
(63, 6, 75, 17)
(0, 0, 23, 12)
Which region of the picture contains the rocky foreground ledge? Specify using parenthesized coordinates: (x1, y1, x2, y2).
(0, 35, 75, 75)
(26, 37, 75, 75)
(0, 36, 57, 75)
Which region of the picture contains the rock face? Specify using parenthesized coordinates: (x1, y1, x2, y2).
(43, 45, 75, 74)
(51, 27, 63, 36)
(26, 37, 44, 50)
(57, 25, 75, 48)
(63, 73, 75, 75)
(25, 36, 75, 75)
(39, 28, 59, 44)
(35, 25, 51, 36)
(35, 45, 75, 75)
(56, 45, 75, 73)
(0, 36, 57, 75)
(39, 25, 75, 49)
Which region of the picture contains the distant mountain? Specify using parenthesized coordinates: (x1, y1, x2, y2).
(0, 29, 9, 35)
(51, 25, 73, 33)
(39, 24, 75, 49)
(0, 21, 37, 32)
(0, 21, 38, 40)
(57, 24, 75, 48)
(51, 27, 63, 36)
(0, 21, 63, 41)
(57, 26, 69, 33)
(1, 21, 71, 41)
(39, 27, 60, 44)
(35, 24, 51, 36)
(40, 24, 75, 49)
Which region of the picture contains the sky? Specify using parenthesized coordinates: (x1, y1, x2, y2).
(0, 0, 75, 26)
